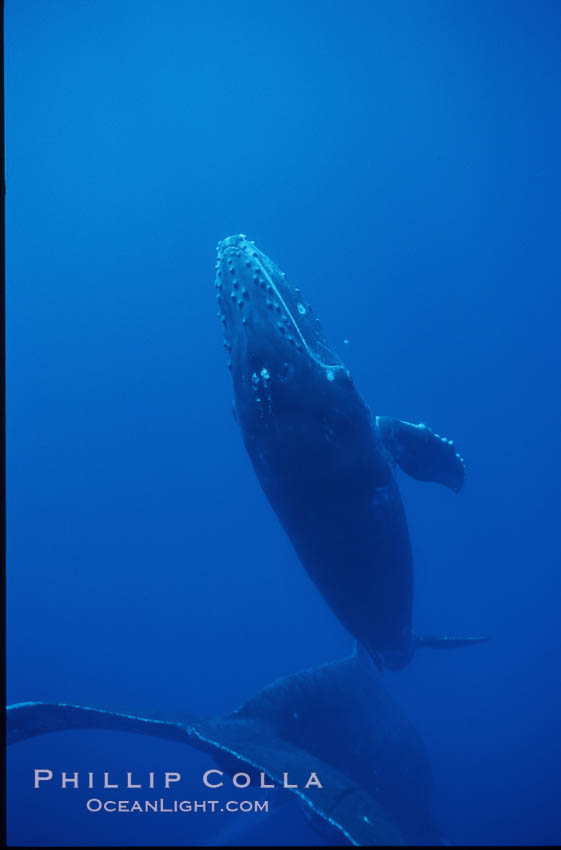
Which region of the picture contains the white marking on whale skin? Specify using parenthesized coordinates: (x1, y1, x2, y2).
(249, 252, 344, 374)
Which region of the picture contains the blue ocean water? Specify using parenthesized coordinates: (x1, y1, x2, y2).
(6, 0, 561, 845)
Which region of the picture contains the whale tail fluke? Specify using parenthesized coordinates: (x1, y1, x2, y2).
(414, 634, 489, 650)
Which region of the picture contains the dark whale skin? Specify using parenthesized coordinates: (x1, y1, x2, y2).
(216, 233, 414, 669)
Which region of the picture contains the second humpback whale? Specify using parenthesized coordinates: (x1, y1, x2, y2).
(7, 646, 441, 844)
(215, 234, 486, 670)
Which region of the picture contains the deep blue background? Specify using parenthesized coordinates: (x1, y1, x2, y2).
(6, 0, 561, 845)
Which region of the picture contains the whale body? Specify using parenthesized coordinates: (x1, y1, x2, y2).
(7, 647, 441, 844)
(215, 234, 485, 670)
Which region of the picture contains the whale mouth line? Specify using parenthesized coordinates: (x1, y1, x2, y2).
(253, 253, 343, 372)
(220, 241, 343, 374)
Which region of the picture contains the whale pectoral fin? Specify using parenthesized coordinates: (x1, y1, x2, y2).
(376, 416, 465, 492)
(6, 702, 194, 746)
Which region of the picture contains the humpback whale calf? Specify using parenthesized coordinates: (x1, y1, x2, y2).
(216, 234, 486, 670)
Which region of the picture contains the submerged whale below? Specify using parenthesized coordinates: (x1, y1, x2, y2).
(215, 234, 487, 670)
(7, 647, 441, 845)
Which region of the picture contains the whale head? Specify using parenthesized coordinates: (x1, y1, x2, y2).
(215, 234, 358, 435)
